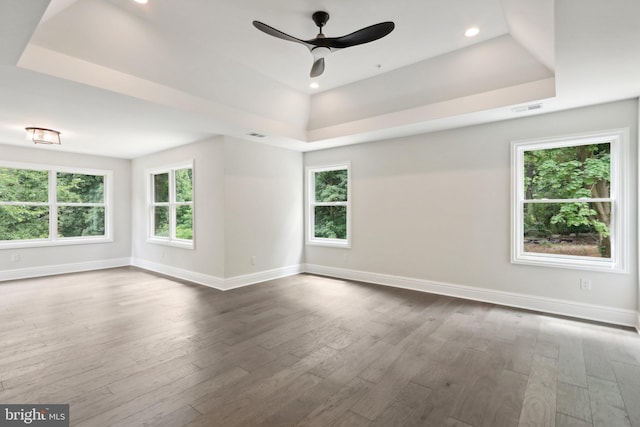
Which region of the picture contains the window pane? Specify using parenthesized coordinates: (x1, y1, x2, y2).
(524, 143, 610, 199)
(0, 168, 48, 202)
(0, 206, 49, 240)
(314, 206, 347, 239)
(315, 169, 348, 202)
(57, 206, 105, 237)
(154, 206, 169, 237)
(154, 173, 169, 203)
(523, 202, 611, 258)
(57, 173, 104, 203)
(176, 205, 193, 240)
(175, 168, 193, 202)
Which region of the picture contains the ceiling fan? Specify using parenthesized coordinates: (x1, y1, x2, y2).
(253, 11, 395, 78)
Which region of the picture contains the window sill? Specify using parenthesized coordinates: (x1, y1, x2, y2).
(512, 252, 626, 273)
(306, 238, 351, 249)
(0, 237, 113, 249)
(146, 238, 195, 250)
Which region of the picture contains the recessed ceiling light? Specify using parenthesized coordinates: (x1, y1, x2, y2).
(465, 27, 480, 37)
(134, 0, 148, 4)
(309, 82, 319, 89)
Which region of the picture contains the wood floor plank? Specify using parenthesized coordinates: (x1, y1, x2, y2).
(612, 361, 640, 427)
(0, 268, 637, 427)
(452, 362, 529, 427)
(350, 339, 445, 420)
(260, 377, 343, 426)
(558, 335, 588, 388)
(332, 410, 372, 427)
(74, 364, 249, 426)
(556, 413, 593, 427)
(583, 338, 617, 382)
(146, 405, 202, 427)
(191, 346, 334, 420)
(587, 376, 632, 427)
(369, 381, 433, 426)
(535, 339, 560, 359)
(557, 381, 592, 423)
(295, 377, 374, 427)
(103, 367, 248, 427)
(518, 354, 557, 427)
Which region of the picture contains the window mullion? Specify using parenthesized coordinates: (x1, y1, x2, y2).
(170, 169, 176, 240)
(49, 170, 57, 241)
(523, 198, 613, 204)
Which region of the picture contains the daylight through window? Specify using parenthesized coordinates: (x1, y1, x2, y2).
(307, 163, 350, 247)
(148, 163, 193, 248)
(511, 130, 628, 272)
(0, 164, 111, 247)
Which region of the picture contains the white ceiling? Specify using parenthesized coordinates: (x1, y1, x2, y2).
(0, 0, 638, 158)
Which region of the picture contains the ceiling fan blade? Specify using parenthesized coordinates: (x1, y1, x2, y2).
(317, 22, 395, 49)
(310, 58, 325, 77)
(253, 21, 311, 48)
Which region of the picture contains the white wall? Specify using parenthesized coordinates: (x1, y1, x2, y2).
(0, 144, 131, 275)
(224, 137, 304, 278)
(130, 136, 304, 285)
(305, 100, 638, 317)
(131, 138, 226, 280)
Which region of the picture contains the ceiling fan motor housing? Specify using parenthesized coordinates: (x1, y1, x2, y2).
(312, 11, 330, 29)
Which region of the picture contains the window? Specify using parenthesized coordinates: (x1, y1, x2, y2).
(511, 129, 628, 272)
(307, 162, 351, 247)
(148, 162, 193, 248)
(0, 163, 111, 247)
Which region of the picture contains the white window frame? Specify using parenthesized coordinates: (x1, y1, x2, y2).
(0, 161, 113, 248)
(306, 162, 351, 248)
(511, 129, 629, 273)
(146, 161, 194, 249)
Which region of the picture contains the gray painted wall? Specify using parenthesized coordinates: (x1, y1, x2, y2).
(224, 137, 304, 277)
(131, 138, 226, 278)
(130, 136, 304, 280)
(305, 100, 638, 311)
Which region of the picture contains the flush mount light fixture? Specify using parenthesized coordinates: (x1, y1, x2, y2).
(134, 0, 148, 4)
(465, 27, 480, 37)
(25, 127, 61, 145)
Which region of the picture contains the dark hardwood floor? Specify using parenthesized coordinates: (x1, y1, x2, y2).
(0, 267, 638, 426)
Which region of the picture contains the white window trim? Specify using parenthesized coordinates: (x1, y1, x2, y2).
(146, 161, 195, 250)
(0, 161, 113, 249)
(306, 162, 351, 248)
(511, 129, 629, 273)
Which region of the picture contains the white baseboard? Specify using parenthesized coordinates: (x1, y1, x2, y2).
(223, 264, 304, 290)
(130, 258, 225, 290)
(0, 258, 131, 282)
(304, 264, 638, 328)
(130, 258, 303, 291)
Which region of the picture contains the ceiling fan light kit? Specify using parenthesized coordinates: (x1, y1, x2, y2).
(253, 11, 395, 77)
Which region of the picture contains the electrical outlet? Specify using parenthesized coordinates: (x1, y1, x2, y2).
(10, 254, 20, 263)
(580, 278, 592, 290)
(250, 256, 256, 265)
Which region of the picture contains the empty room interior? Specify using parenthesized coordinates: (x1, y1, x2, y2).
(1, 0, 640, 426)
